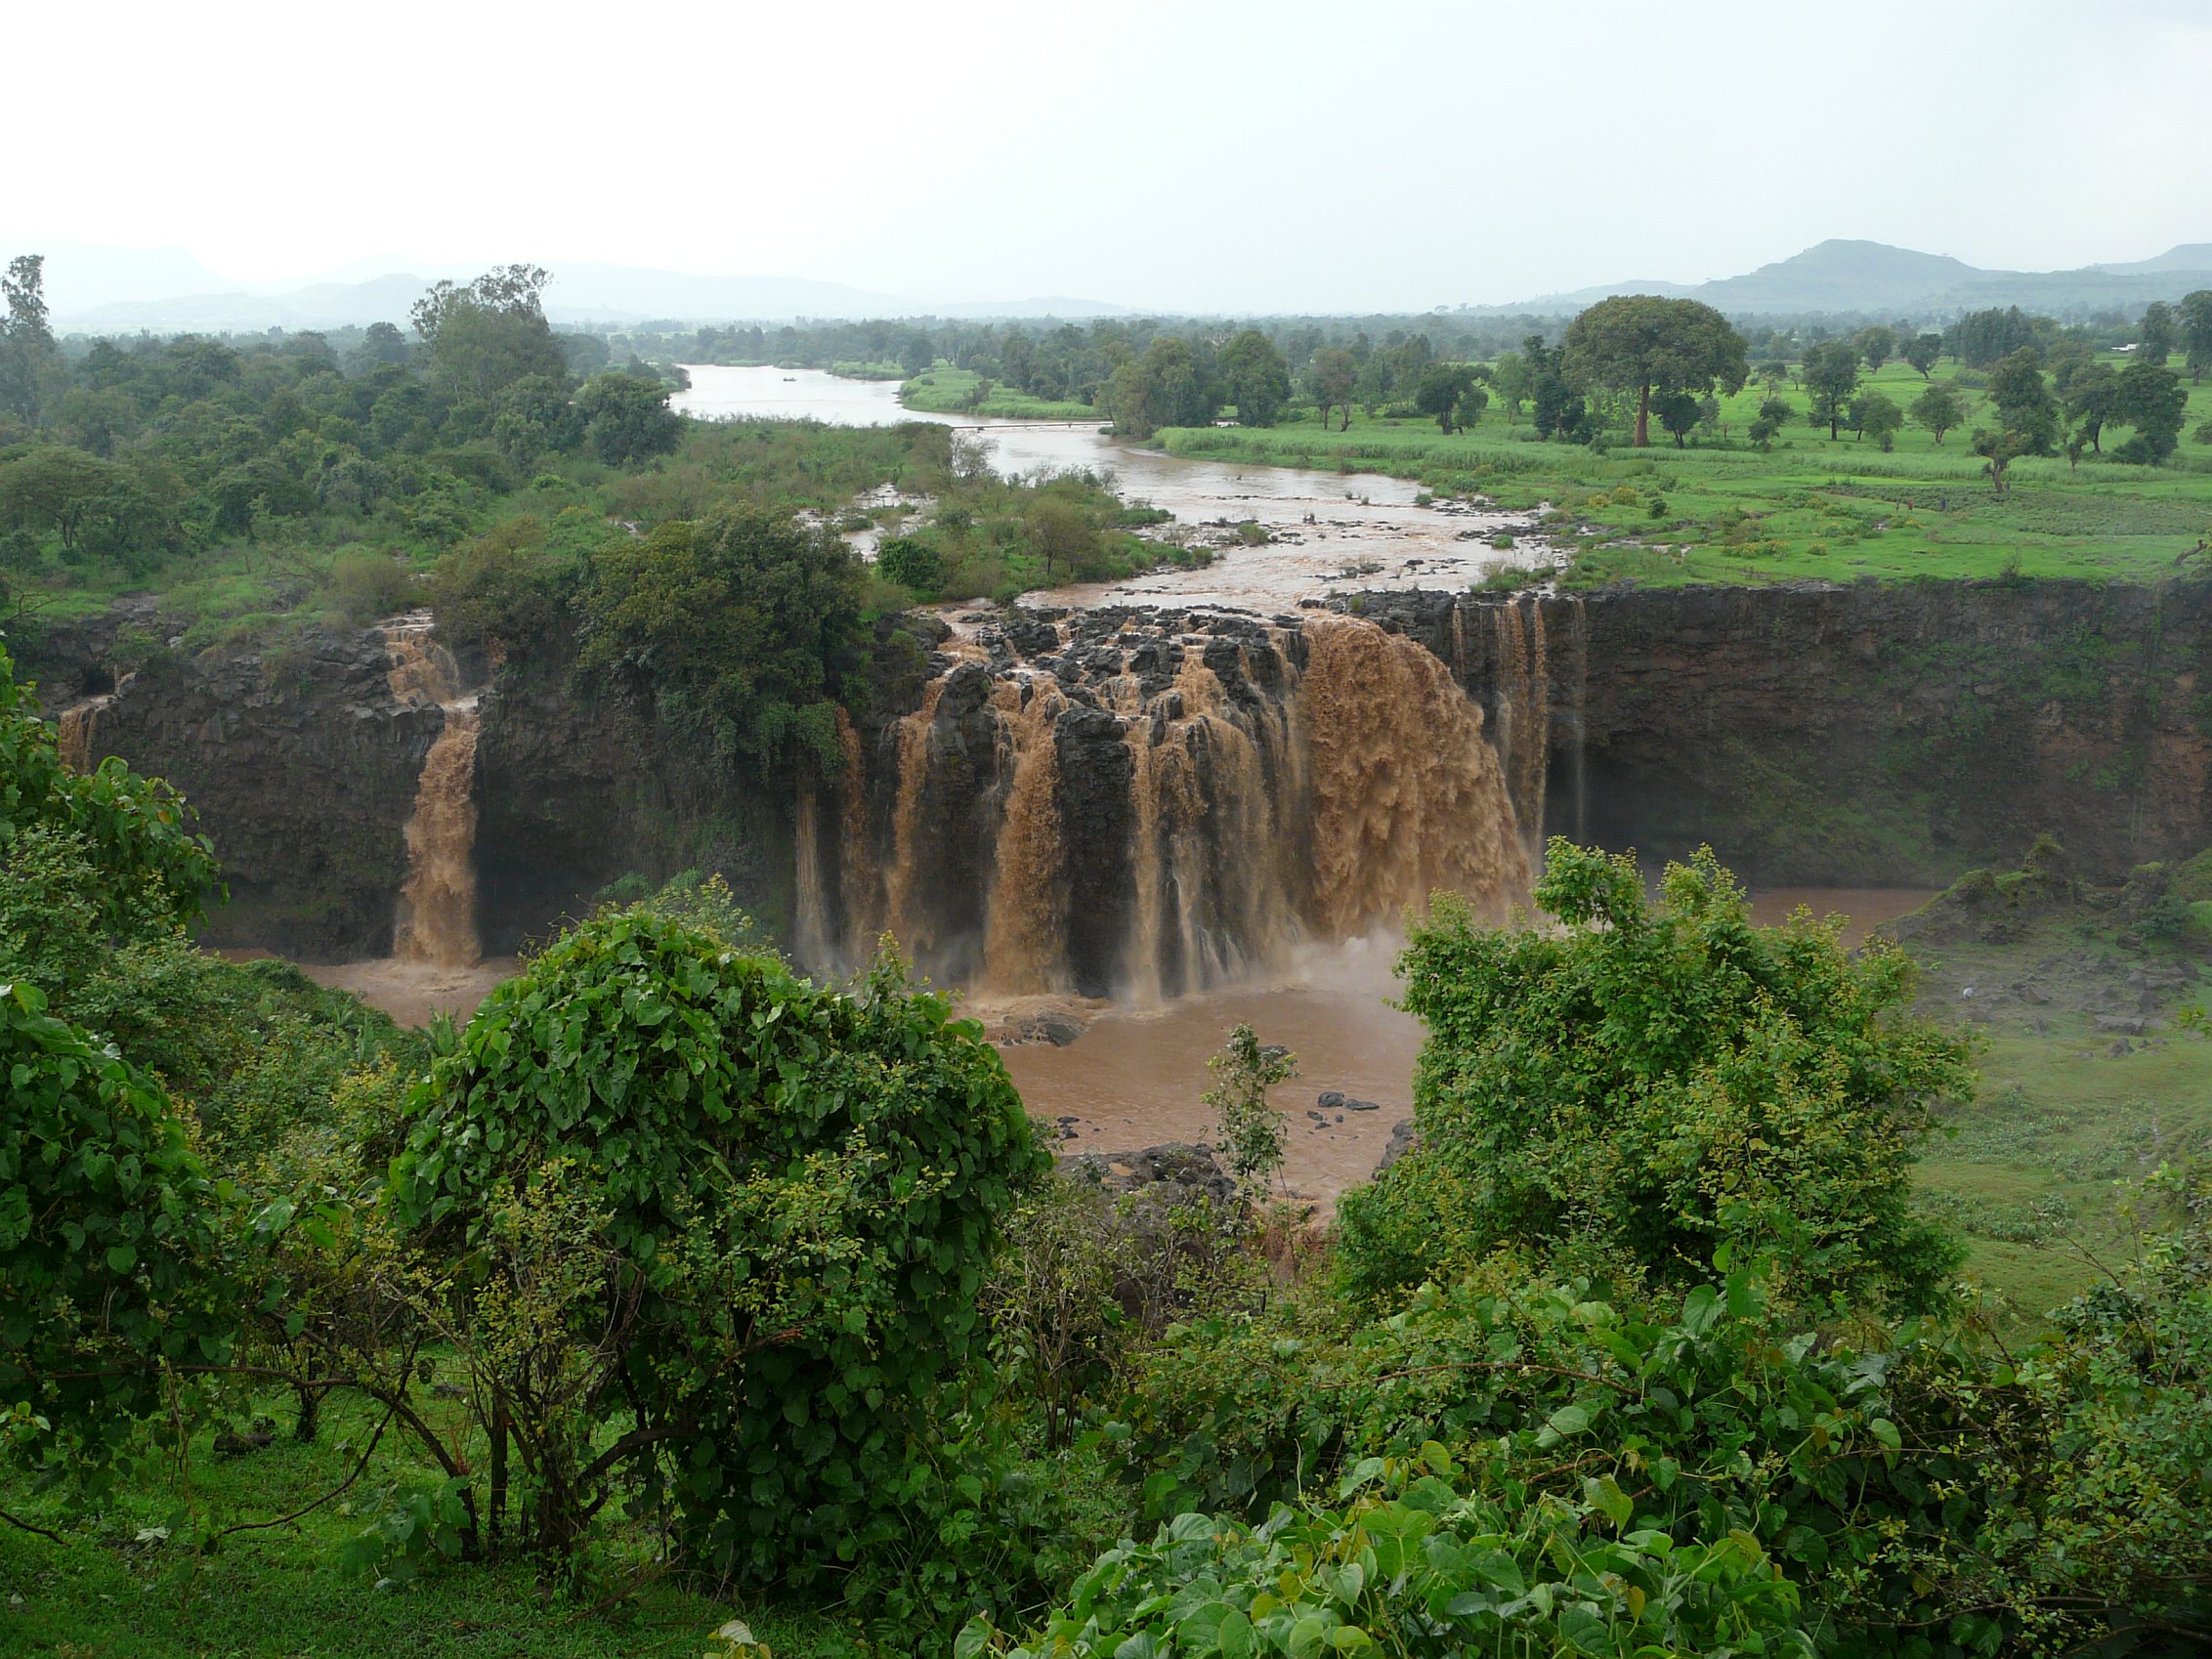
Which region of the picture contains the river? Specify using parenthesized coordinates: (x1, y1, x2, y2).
(673, 364, 1555, 609)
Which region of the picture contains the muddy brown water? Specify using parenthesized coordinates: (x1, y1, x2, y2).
(673, 365, 1556, 607)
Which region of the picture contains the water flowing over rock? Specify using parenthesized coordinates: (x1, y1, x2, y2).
(799, 608, 1529, 997)
(383, 614, 483, 967)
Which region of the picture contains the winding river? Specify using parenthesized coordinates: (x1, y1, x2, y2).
(674, 364, 1553, 610)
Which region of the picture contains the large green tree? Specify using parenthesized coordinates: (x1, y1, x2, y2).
(0, 255, 62, 427)
(2110, 359, 2189, 464)
(1217, 329, 1292, 428)
(577, 503, 866, 772)
(2060, 358, 2120, 451)
(1306, 347, 1357, 432)
(2181, 289, 2212, 384)
(1561, 296, 1747, 447)
(410, 265, 570, 402)
(1909, 381, 1967, 445)
(1801, 341, 1861, 440)
(2137, 299, 2177, 365)
(1338, 842, 1972, 1311)
(573, 369, 683, 465)
(1986, 348, 2061, 455)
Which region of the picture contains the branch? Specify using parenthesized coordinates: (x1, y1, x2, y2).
(0, 1508, 66, 1544)
(204, 1399, 400, 1542)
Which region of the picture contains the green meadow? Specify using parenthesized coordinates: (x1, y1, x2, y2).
(1156, 359, 2212, 587)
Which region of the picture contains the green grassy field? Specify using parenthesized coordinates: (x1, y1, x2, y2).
(0, 1387, 876, 1659)
(1156, 359, 2212, 587)
(898, 366, 1096, 421)
(828, 360, 905, 381)
(1883, 883, 2212, 1326)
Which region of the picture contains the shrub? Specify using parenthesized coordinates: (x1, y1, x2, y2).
(0, 981, 246, 1495)
(325, 549, 412, 623)
(876, 533, 946, 598)
(1339, 842, 1973, 1312)
(388, 915, 1046, 1579)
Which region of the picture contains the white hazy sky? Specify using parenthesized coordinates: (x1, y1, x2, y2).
(11, 0, 2211, 314)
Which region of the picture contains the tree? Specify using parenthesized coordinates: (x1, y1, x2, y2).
(1218, 330, 1292, 428)
(1801, 341, 1860, 439)
(573, 370, 683, 465)
(1097, 337, 1219, 440)
(1757, 359, 1791, 398)
(1747, 394, 1792, 449)
(875, 534, 944, 598)
(1203, 1025, 1294, 1196)
(1855, 324, 1896, 373)
(1336, 843, 1971, 1311)
(390, 917, 1043, 1574)
(0, 446, 185, 573)
(345, 320, 411, 374)
(2060, 360, 2121, 453)
(2137, 300, 2177, 365)
(1850, 387, 1904, 450)
(2182, 289, 2212, 384)
(2110, 360, 2189, 465)
(1307, 347, 1358, 432)
(1909, 381, 1968, 445)
(1946, 305, 2036, 369)
(1561, 295, 1748, 447)
(0, 255, 62, 426)
(1487, 351, 1531, 417)
(410, 265, 570, 402)
(1902, 332, 1942, 377)
(1650, 387, 1701, 447)
(1987, 348, 2061, 455)
(577, 504, 866, 773)
(1414, 364, 1485, 433)
(1974, 426, 2026, 496)
(0, 643, 236, 1492)
(1522, 335, 1588, 443)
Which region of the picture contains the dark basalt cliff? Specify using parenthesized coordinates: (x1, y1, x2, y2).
(21, 624, 444, 958)
(1366, 578, 2212, 882)
(21, 576, 2212, 965)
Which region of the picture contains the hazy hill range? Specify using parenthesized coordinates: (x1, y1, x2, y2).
(1485, 238, 2212, 319)
(35, 249, 1127, 332)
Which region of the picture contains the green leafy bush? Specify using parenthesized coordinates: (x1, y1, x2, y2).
(1340, 842, 1972, 1312)
(388, 912, 1046, 1579)
(0, 981, 246, 1494)
(877, 533, 946, 598)
(966, 1459, 1813, 1659)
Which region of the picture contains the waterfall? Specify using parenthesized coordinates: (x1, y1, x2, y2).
(382, 613, 483, 967)
(56, 690, 120, 773)
(1301, 617, 1528, 938)
(981, 675, 1073, 993)
(1483, 600, 1552, 867)
(810, 608, 1532, 999)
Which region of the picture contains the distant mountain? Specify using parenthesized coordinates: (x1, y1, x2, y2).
(35, 249, 1131, 334)
(2095, 243, 2212, 276)
(1474, 238, 2212, 319)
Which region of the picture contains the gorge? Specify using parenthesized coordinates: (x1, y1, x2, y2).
(32, 575, 2212, 986)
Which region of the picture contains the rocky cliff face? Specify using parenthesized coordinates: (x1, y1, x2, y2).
(1365, 578, 2212, 883)
(29, 577, 2212, 970)
(24, 625, 445, 958)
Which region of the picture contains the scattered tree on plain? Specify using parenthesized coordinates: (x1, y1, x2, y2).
(1561, 295, 1748, 447)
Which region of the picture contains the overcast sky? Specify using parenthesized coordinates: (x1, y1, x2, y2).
(10, 0, 2210, 315)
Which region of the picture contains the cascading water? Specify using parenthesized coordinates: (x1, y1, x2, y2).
(796, 607, 1530, 999)
(56, 687, 123, 773)
(382, 613, 483, 967)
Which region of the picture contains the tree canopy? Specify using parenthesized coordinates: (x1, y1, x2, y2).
(576, 503, 867, 773)
(1339, 842, 1973, 1311)
(1561, 296, 1747, 447)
